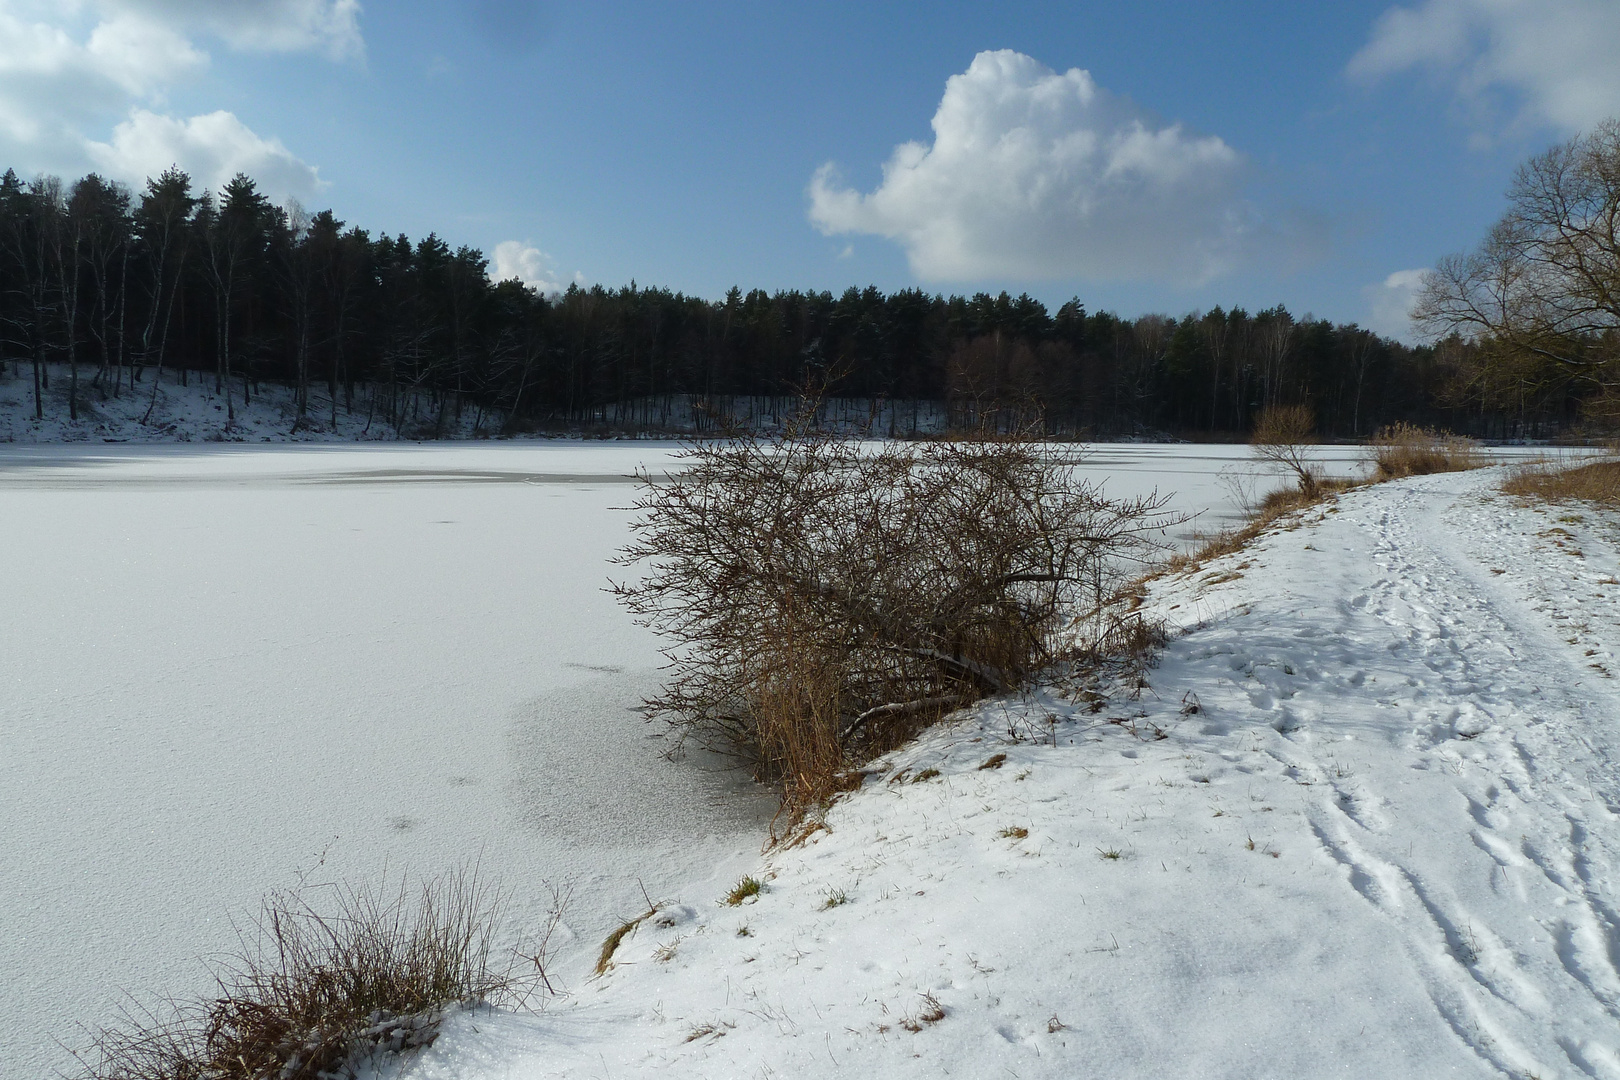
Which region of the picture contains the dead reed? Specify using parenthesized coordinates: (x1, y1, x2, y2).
(1370, 422, 1484, 479)
(72, 869, 542, 1080)
(1502, 458, 1620, 505)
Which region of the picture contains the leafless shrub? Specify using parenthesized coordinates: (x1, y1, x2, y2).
(614, 425, 1176, 810)
(1370, 422, 1484, 479)
(1250, 404, 1322, 497)
(71, 869, 543, 1080)
(1503, 457, 1620, 505)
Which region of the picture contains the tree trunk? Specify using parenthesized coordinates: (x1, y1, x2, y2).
(142, 271, 180, 425)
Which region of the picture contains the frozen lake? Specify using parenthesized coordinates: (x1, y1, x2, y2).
(0, 440, 1567, 1075)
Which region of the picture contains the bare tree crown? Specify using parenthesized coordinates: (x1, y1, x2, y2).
(1415, 119, 1620, 404)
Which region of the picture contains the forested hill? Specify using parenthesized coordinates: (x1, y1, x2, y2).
(0, 167, 1589, 440)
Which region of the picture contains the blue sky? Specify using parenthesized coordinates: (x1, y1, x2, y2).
(3, 1, 1618, 339)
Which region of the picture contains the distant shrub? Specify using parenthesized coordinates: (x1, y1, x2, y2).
(72, 870, 542, 1080)
(1250, 404, 1322, 498)
(1370, 423, 1483, 479)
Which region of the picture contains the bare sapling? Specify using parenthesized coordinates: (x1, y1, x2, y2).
(613, 420, 1175, 810)
(1250, 404, 1322, 498)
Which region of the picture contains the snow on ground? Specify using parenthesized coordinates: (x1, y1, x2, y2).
(0, 362, 500, 443)
(0, 443, 1596, 1079)
(385, 466, 1620, 1080)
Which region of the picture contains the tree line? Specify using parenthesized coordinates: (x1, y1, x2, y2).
(0, 165, 1598, 440)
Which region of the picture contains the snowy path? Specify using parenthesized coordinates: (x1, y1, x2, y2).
(1267, 474, 1620, 1076)
(396, 467, 1620, 1080)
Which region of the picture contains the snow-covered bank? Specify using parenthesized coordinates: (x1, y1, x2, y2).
(393, 467, 1620, 1079)
(0, 362, 497, 443)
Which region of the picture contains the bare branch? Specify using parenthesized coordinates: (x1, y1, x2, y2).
(613, 422, 1181, 809)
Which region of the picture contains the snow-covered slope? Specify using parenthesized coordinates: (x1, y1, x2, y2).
(0, 362, 493, 443)
(391, 467, 1620, 1079)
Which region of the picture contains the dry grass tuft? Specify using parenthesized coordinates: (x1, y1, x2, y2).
(1155, 476, 1358, 581)
(818, 887, 849, 910)
(1256, 484, 1320, 515)
(778, 817, 830, 849)
(595, 909, 656, 975)
(684, 1020, 735, 1042)
(900, 993, 947, 1032)
(1370, 423, 1484, 479)
(722, 876, 764, 907)
(72, 869, 540, 1080)
(1502, 458, 1620, 506)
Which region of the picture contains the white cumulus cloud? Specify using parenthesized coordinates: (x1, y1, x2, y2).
(86, 13, 209, 93)
(807, 49, 1255, 285)
(86, 109, 320, 203)
(491, 240, 565, 295)
(1363, 268, 1430, 342)
(1349, 0, 1620, 134)
(0, 7, 204, 143)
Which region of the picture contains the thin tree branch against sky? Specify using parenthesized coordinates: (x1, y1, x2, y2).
(0, 1, 1615, 341)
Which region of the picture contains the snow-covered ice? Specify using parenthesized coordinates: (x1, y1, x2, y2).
(0, 443, 754, 1079)
(378, 465, 1620, 1079)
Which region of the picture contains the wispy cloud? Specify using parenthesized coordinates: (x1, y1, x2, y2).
(1350, 0, 1620, 135)
(107, 0, 364, 60)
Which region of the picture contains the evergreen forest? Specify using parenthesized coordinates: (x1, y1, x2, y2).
(0, 167, 1597, 439)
